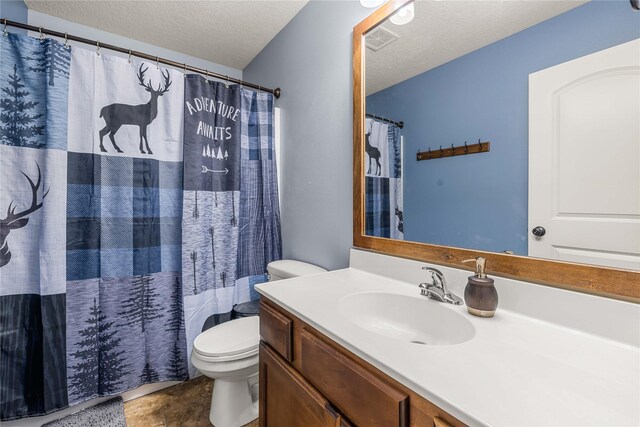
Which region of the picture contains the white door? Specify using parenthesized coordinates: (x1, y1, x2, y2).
(529, 38, 640, 270)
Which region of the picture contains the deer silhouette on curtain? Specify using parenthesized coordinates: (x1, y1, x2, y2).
(99, 64, 172, 154)
(0, 31, 280, 421)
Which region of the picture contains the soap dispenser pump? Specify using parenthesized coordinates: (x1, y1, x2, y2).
(462, 257, 498, 318)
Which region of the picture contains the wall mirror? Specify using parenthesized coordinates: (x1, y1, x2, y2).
(353, 0, 640, 301)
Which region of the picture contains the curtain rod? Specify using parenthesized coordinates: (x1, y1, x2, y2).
(1, 18, 281, 99)
(366, 113, 403, 129)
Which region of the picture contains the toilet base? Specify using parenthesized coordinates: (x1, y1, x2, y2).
(210, 374, 259, 427)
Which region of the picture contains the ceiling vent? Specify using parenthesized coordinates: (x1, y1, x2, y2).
(365, 26, 399, 52)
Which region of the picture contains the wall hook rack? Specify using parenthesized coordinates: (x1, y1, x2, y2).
(417, 139, 490, 161)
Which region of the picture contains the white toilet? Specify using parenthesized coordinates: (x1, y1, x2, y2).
(191, 260, 327, 427)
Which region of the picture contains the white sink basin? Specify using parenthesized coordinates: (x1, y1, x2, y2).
(339, 291, 475, 345)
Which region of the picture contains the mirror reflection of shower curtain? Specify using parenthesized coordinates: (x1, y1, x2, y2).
(365, 118, 403, 239)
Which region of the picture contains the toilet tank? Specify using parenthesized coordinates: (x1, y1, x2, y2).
(267, 260, 327, 281)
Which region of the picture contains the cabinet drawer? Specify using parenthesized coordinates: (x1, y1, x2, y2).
(300, 328, 409, 427)
(260, 301, 293, 362)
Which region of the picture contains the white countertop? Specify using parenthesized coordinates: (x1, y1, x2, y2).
(256, 254, 640, 427)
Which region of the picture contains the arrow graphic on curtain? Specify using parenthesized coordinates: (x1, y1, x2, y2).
(201, 166, 229, 174)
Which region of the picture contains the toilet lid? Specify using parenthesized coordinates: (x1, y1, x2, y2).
(193, 316, 259, 357)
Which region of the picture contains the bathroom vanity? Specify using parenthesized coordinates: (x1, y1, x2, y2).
(257, 1, 640, 425)
(258, 300, 461, 427)
(256, 250, 639, 426)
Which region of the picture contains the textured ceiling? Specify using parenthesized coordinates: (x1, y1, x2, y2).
(366, 0, 588, 94)
(24, 0, 309, 70)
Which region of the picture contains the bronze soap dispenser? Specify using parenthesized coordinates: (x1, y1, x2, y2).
(462, 257, 498, 318)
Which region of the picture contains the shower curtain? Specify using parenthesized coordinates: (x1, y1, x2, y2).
(0, 32, 71, 420)
(181, 76, 281, 375)
(365, 118, 403, 239)
(0, 32, 281, 421)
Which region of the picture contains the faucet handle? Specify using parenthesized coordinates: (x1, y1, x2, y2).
(422, 267, 445, 286)
(420, 266, 463, 306)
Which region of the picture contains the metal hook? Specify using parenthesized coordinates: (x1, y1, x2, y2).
(206, 70, 210, 80)
(428, 147, 431, 155)
(128, 49, 132, 64)
(225, 75, 229, 88)
(478, 139, 482, 151)
(96, 40, 101, 56)
(39, 26, 44, 40)
(183, 63, 187, 77)
(464, 141, 468, 153)
(64, 32, 69, 49)
(451, 144, 455, 152)
(155, 56, 159, 69)
(3, 19, 8, 37)
(439, 145, 443, 156)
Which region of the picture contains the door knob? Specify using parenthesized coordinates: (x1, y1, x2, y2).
(532, 226, 546, 237)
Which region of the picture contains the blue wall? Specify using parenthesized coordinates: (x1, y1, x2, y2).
(0, 1, 28, 34)
(244, 1, 371, 270)
(367, 0, 640, 255)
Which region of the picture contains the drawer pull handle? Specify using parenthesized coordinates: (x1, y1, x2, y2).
(434, 416, 454, 427)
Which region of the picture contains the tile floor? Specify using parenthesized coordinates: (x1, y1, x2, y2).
(123, 376, 259, 427)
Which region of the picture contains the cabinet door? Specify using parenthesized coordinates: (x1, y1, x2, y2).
(300, 329, 409, 427)
(260, 343, 345, 427)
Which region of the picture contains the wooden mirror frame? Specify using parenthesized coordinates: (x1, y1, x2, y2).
(353, 0, 640, 302)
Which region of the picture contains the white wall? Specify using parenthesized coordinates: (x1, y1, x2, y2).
(28, 10, 242, 80)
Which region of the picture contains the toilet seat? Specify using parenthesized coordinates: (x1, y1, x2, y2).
(193, 346, 258, 363)
(193, 316, 259, 361)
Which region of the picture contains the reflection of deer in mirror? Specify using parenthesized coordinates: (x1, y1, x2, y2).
(99, 64, 172, 155)
(0, 163, 49, 268)
(365, 132, 381, 176)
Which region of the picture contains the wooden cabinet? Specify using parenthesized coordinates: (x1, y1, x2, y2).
(260, 343, 347, 426)
(300, 329, 409, 427)
(259, 298, 466, 427)
(260, 301, 293, 362)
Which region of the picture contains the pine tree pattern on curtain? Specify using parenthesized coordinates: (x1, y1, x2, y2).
(64, 47, 188, 405)
(1, 31, 281, 421)
(0, 33, 71, 420)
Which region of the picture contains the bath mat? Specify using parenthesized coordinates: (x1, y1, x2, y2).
(42, 397, 127, 427)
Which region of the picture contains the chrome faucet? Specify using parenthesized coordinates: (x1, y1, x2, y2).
(419, 267, 463, 305)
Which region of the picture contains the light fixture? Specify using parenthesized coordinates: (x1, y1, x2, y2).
(360, 0, 385, 8)
(390, 3, 414, 25)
